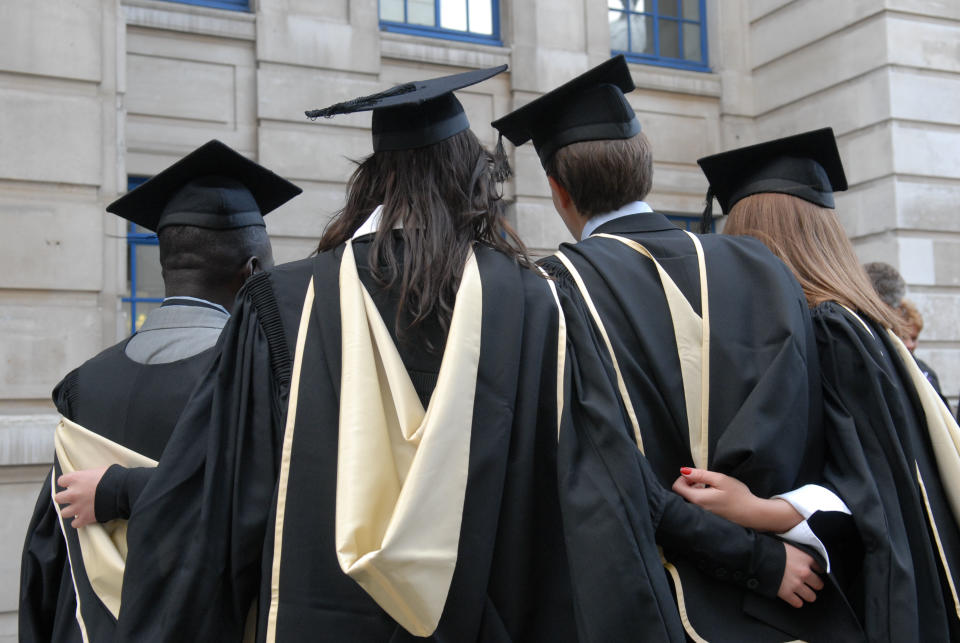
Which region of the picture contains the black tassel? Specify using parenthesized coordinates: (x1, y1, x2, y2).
(305, 82, 418, 120)
(699, 187, 715, 234)
(491, 133, 512, 183)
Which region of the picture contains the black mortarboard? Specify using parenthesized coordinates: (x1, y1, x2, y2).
(491, 55, 640, 166)
(305, 66, 507, 152)
(106, 140, 302, 232)
(697, 127, 848, 216)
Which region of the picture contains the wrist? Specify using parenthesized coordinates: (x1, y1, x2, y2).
(754, 497, 804, 533)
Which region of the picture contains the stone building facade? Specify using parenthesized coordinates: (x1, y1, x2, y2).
(0, 0, 957, 636)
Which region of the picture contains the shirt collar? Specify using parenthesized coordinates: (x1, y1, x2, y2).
(581, 200, 653, 241)
(352, 204, 407, 239)
(161, 295, 229, 315)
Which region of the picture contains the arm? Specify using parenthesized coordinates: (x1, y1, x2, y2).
(53, 465, 155, 527)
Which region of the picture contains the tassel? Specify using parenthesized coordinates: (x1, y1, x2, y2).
(491, 133, 512, 183)
(305, 83, 418, 120)
(699, 187, 715, 234)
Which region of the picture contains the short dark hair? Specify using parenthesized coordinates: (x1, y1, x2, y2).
(544, 132, 654, 217)
(159, 224, 272, 287)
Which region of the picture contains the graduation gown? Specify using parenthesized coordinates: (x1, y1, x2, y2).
(539, 212, 863, 642)
(114, 234, 694, 642)
(19, 334, 216, 643)
(812, 302, 960, 642)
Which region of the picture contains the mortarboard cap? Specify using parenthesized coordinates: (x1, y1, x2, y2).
(697, 127, 848, 215)
(305, 66, 508, 152)
(106, 140, 302, 233)
(491, 55, 640, 166)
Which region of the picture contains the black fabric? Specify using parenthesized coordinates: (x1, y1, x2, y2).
(811, 302, 960, 642)
(115, 241, 686, 641)
(915, 356, 949, 408)
(540, 212, 864, 641)
(94, 465, 154, 523)
(19, 341, 217, 643)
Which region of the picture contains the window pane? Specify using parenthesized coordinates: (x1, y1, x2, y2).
(132, 244, 164, 300)
(631, 13, 654, 55)
(683, 22, 702, 61)
(609, 10, 629, 50)
(381, 0, 404, 22)
(658, 18, 680, 58)
(468, 0, 494, 34)
(407, 0, 435, 26)
(658, 0, 679, 17)
(682, 0, 700, 20)
(440, 0, 467, 31)
(629, 0, 652, 11)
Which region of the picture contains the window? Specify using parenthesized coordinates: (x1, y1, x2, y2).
(666, 213, 713, 232)
(122, 177, 163, 334)
(609, 0, 708, 71)
(380, 0, 500, 45)
(157, 0, 249, 11)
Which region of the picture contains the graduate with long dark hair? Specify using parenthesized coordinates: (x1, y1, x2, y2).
(678, 128, 960, 642)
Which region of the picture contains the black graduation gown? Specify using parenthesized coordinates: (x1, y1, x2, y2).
(540, 212, 862, 642)
(812, 302, 960, 642)
(114, 237, 688, 642)
(19, 338, 215, 643)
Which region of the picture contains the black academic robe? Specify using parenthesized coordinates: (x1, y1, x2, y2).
(812, 302, 960, 642)
(540, 212, 863, 642)
(114, 237, 692, 642)
(19, 338, 215, 643)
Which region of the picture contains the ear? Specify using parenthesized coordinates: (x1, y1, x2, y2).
(547, 175, 573, 210)
(242, 256, 261, 281)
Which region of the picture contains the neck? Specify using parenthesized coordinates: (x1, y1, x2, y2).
(164, 282, 234, 311)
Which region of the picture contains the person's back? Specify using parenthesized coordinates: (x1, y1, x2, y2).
(19, 140, 296, 643)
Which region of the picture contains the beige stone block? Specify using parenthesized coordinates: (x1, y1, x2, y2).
(748, 0, 797, 22)
(0, 466, 51, 613)
(260, 123, 373, 183)
(512, 147, 551, 200)
(0, 610, 16, 642)
(899, 237, 937, 285)
(640, 112, 709, 164)
(886, 0, 960, 21)
(891, 124, 960, 180)
(895, 178, 960, 233)
(270, 236, 321, 266)
(259, 64, 381, 127)
(265, 181, 346, 239)
(838, 123, 894, 186)
(913, 347, 958, 405)
(849, 234, 898, 265)
(887, 15, 960, 74)
(0, 414, 59, 466)
(513, 200, 571, 253)
(0, 192, 103, 291)
(0, 297, 103, 400)
(536, 0, 586, 51)
(908, 292, 960, 342)
(256, 10, 380, 74)
(127, 54, 235, 124)
(833, 177, 898, 237)
(749, 0, 882, 68)
(458, 90, 498, 148)
(752, 17, 886, 115)
(933, 239, 960, 287)
(0, 1, 102, 82)
(755, 68, 892, 139)
(0, 89, 102, 186)
(649, 164, 710, 201)
(379, 32, 510, 69)
(889, 69, 960, 126)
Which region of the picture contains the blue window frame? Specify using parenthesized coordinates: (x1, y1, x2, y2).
(609, 0, 709, 72)
(379, 0, 501, 45)
(157, 0, 249, 11)
(666, 213, 713, 232)
(122, 177, 163, 335)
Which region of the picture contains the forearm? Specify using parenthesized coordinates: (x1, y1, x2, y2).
(94, 465, 155, 522)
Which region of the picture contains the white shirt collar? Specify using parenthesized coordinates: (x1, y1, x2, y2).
(352, 205, 406, 239)
(161, 295, 229, 315)
(581, 200, 653, 240)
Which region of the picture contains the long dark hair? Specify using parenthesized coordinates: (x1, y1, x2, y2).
(318, 128, 531, 337)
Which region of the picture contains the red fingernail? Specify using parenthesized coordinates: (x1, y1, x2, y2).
(680, 467, 692, 475)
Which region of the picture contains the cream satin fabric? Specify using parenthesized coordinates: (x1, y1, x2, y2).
(556, 231, 711, 467)
(335, 240, 482, 637)
(53, 418, 157, 620)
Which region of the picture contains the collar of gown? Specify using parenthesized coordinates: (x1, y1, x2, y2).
(581, 200, 653, 240)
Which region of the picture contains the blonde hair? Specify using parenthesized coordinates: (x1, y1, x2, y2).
(897, 299, 923, 333)
(724, 193, 905, 334)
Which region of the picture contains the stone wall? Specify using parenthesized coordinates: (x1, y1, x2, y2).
(0, 0, 957, 637)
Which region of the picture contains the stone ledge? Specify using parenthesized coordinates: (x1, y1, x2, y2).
(380, 31, 511, 69)
(123, 0, 256, 41)
(0, 414, 58, 466)
(628, 63, 722, 98)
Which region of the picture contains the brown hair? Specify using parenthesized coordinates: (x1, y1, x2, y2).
(318, 128, 531, 339)
(724, 193, 905, 334)
(897, 299, 923, 333)
(544, 132, 654, 217)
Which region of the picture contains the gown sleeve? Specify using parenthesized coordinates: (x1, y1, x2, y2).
(93, 465, 154, 522)
(115, 274, 290, 642)
(18, 371, 78, 643)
